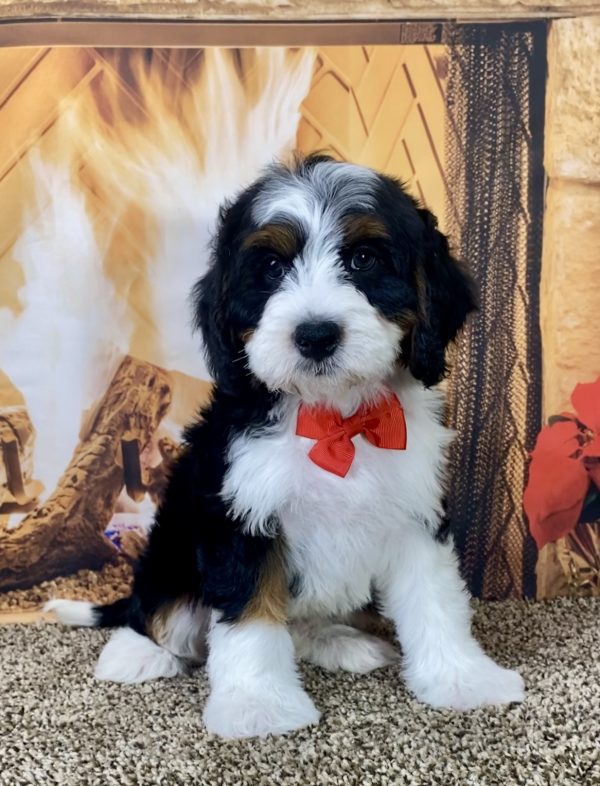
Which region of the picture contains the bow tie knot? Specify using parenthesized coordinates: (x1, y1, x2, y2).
(340, 411, 367, 438)
(296, 392, 407, 477)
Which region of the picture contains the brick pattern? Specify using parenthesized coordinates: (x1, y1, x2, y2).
(297, 44, 448, 229)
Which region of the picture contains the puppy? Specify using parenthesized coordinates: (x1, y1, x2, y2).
(47, 155, 524, 738)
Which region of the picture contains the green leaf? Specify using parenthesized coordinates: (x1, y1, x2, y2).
(548, 415, 573, 426)
(583, 488, 598, 507)
(580, 491, 600, 524)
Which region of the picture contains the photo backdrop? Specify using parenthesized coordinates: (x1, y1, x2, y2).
(0, 29, 597, 611)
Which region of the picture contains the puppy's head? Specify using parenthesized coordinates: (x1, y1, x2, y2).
(194, 155, 476, 400)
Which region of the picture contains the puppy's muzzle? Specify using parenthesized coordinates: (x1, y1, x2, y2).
(294, 320, 342, 362)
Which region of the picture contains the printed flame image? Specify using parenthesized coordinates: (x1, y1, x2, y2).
(0, 48, 315, 590)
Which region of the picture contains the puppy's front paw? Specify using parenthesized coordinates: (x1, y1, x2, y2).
(203, 686, 320, 738)
(408, 655, 525, 711)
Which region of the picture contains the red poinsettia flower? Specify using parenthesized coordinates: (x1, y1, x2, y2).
(524, 376, 600, 549)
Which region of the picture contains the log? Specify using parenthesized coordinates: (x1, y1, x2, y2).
(0, 1, 595, 24)
(0, 356, 171, 591)
(0, 406, 41, 508)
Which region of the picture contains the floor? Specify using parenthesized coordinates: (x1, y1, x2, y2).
(0, 597, 598, 786)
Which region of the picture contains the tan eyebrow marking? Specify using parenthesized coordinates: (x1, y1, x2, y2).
(242, 224, 300, 257)
(343, 215, 391, 245)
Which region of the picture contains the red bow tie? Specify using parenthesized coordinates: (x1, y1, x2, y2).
(296, 392, 407, 478)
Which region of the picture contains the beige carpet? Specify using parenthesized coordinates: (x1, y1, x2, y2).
(1, 598, 599, 786)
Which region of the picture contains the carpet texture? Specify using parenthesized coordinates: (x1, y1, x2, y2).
(1, 598, 599, 786)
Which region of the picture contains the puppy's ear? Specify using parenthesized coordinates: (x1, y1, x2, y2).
(406, 209, 477, 387)
(191, 203, 241, 393)
(192, 264, 235, 393)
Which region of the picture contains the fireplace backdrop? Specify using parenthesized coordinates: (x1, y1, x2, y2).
(0, 22, 597, 609)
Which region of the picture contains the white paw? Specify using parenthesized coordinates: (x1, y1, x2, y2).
(95, 628, 184, 684)
(203, 686, 320, 739)
(300, 624, 399, 674)
(408, 654, 525, 711)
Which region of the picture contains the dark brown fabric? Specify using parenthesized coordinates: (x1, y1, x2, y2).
(443, 23, 547, 599)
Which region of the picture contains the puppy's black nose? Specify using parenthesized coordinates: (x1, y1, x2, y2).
(294, 320, 342, 361)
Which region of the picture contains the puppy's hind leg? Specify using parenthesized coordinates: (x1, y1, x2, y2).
(96, 598, 210, 684)
(290, 618, 399, 674)
(148, 597, 210, 665)
(95, 627, 185, 684)
(45, 596, 183, 683)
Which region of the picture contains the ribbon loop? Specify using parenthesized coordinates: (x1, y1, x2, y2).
(296, 392, 407, 477)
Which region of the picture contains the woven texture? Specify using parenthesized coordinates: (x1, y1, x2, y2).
(444, 24, 547, 599)
(1, 598, 599, 785)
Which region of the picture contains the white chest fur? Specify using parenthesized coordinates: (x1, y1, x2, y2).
(221, 373, 454, 617)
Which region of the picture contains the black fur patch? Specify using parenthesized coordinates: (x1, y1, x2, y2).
(94, 597, 131, 628)
(369, 174, 477, 387)
(126, 385, 280, 632)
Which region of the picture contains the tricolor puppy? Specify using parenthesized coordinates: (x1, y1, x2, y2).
(47, 155, 524, 738)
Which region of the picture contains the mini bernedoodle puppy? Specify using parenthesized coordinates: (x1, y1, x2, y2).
(47, 155, 525, 738)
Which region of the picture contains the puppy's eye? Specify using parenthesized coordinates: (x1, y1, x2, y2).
(264, 254, 287, 281)
(350, 247, 379, 272)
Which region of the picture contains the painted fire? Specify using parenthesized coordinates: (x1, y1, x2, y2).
(0, 48, 316, 541)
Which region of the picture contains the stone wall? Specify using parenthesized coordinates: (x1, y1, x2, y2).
(537, 16, 600, 598)
(541, 17, 600, 418)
